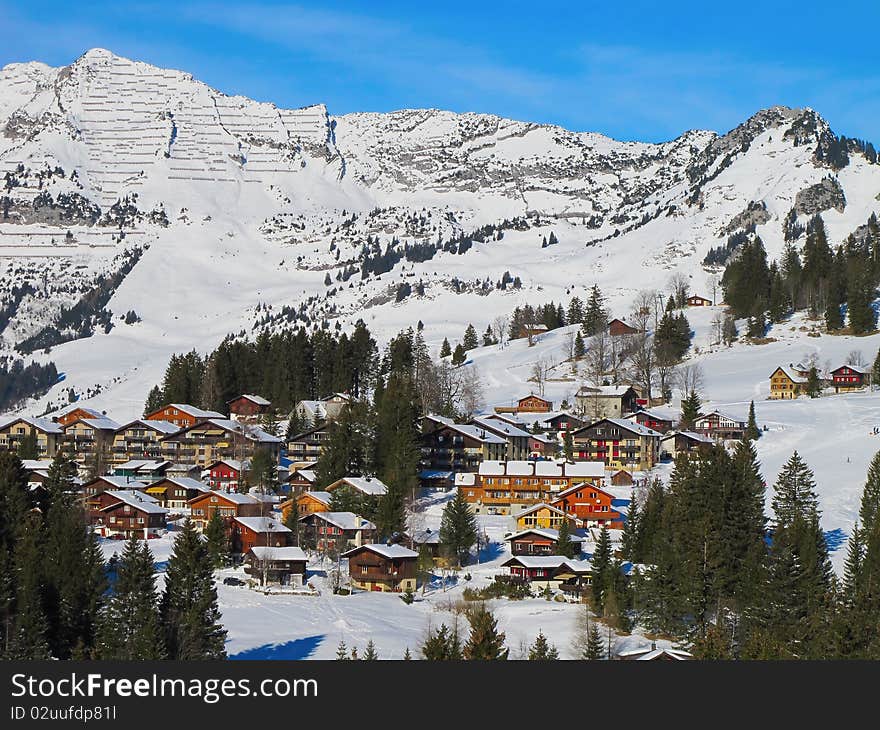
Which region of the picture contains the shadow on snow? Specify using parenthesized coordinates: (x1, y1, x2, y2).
(229, 635, 325, 660)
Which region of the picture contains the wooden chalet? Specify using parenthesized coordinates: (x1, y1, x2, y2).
(500, 556, 592, 591)
(62, 416, 121, 467)
(515, 394, 553, 413)
(205, 458, 246, 490)
(326, 476, 389, 499)
(506, 528, 583, 556)
(693, 410, 746, 440)
(660, 431, 715, 459)
(280, 490, 332, 522)
(245, 546, 308, 586)
(625, 408, 674, 434)
(685, 294, 712, 307)
(232, 516, 292, 554)
(610, 469, 634, 486)
(144, 403, 225, 429)
(460, 459, 605, 515)
(419, 416, 507, 474)
(571, 418, 661, 470)
(342, 544, 418, 593)
(111, 420, 179, 463)
(144, 476, 210, 510)
(159, 419, 282, 467)
(769, 366, 808, 399)
(574, 385, 640, 420)
(831, 364, 871, 392)
(513, 502, 573, 531)
(298, 511, 376, 553)
(287, 423, 330, 462)
(0, 416, 63, 458)
(227, 394, 271, 423)
(113, 458, 173, 479)
(608, 318, 640, 337)
(550, 482, 629, 528)
(92, 490, 167, 538)
(540, 411, 585, 434)
(285, 464, 318, 494)
(409, 528, 442, 559)
(51, 405, 106, 427)
(187, 490, 268, 531)
(528, 433, 559, 459)
(471, 416, 532, 460)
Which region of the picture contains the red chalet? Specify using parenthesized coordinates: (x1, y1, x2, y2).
(551, 483, 627, 528)
(227, 394, 271, 422)
(206, 458, 246, 490)
(831, 364, 871, 393)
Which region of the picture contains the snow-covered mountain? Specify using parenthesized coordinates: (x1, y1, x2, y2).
(2, 48, 880, 419)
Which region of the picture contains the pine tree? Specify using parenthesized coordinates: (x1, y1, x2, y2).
(772, 452, 819, 528)
(336, 640, 349, 660)
(825, 299, 844, 331)
(563, 430, 574, 462)
(403, 647, 412, 660)
(482, 326, 495, 347)
(451, 344, 467, 366)
(439, 338, 452, 358)
(591, 525, 613, 612)
(463, 604, 508, 660)
(96, 537, 163, 659)
(680, 390, 701, 430)
(16, 432, 38, 460)
(574, 331, 586, 358)
(462, 324, 479, 351)
(283, 498, 300, 546)
(204, 511, 229, 568)
(806, 366, 823, 398)
(556, 518, 579, 559)
(439, 489, 478, 566)
(362, 639, 379, 660)
(585, 621, 605, 659)
(745, 400, 761, 440)
(143, 385, 164, 416)
(528, 630, 559, 659)
(420, 623, 462, 660)
(315, 401, 373, 488)
(10, 513, 49, 659)
(160, 520, 227, 659)
(583, 285, 608, 336)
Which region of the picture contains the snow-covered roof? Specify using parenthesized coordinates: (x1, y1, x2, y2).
(333, 476, 388, 496)
(445, 423, 507, 444)
(472, 416, 531, 439)
(88, 475, 149, 489)
(589, 418, 662, 437)
(513, 502, 569, 519)
(505, 527, 583, 543)
(115, 459, 171, 471)
(502, 555, 590, 572)
(74, 416, 122, 431)
(342, 543, 418, 559)
(773, 366, 808, 384)
(232, 394, 271, 406)
(21, 459, 53, 471)
(663, 430, 714, 444)
(576, 385, 636, 398)
(51, 403, 105, 419)
(150, 476, 210, 491)
(117, 419, 180, 434)
(291, 468, 317, 482)
(193, 490, 260, 505)
(478, 460, 605, 478)
(411, 528, 441, 545)
(308, 511, 375, 531)
(455, 473, 476, 486)
(617, 646, 693, 660)
(299, 490, 332, 506)
(101, 490, 167, 514)
(625, 408, 674, 422)
(167, 404, 226, 418)
(207, 458, 243, 471)
(104, 488, 159, 504)
(425, 413, 456, 427)
(695, 410, 742, 424)
(234, 516, 291, 533)
(194, 419, 283, 443)
(248, 546, 307, 561)
(0, 415, 64, 434)
(833, 363, 871, 375)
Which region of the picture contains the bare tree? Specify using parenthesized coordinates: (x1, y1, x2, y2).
(669, 272, 690, 307)
(676, 363, 705, 399)
(458, 365, 485, 418)
(493, 314, 510, 349)
(655, 359, 678, 403)
(846, 350, 865, 367)
(530, 359, 548, 396)
(710, 312, 724, 346)
(626, 293, 657, 402)
(707, 274, 719, 305)
(564, 331, 578, 372)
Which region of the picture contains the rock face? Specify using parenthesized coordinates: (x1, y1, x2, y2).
(795, 176, 847, 216)
(1, 48, 879, 417)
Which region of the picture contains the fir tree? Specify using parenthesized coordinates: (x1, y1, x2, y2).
(283, 499, 300, 546)
(159, 520, 227, 659)
(563, 430, 574, 462)
(585, 621, 605, 660)
(772, 452, 819, 528)
(335, 640, 348, 660)
(96, 537, 163, 659)
(16, 432, 38, 460)
(680, 390, 701, 430)
(556, 519, 579, 559)
(806, 366, 823, 398)
(421, 623, 462, 660)
(439, 338, 452, 359)
(591, 525, 613, 612)
(583, 285, 608, 336)
(439, 489, 478, 566)
(143, 385, 164, 416)
(574, 331, 586, 358)
(463, 604, 508, 660)
(825, 299, 844, 331)
(451, 344, 467, 366)
(403, 647, 412, 660)
(204, 511, 229, 568)
(315, 401, 373, 488)
(362, 639, 379, 660)
(462, 324, 479, 351)
(10, 513, 49, 659)
(482, 326, 495, 347)
(528, 630, 559, 659)
(745, 400, 761, 440)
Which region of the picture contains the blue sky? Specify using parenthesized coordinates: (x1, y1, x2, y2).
(1, 0, 878, 143)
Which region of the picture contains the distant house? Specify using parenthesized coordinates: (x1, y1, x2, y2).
(528, 433, 559, 459)
(660, 431, 715, 459)
(505, 528, 583, 556)
(419, 417, 507, 474)
(326, 476, 389, 498)
(540, 411, 586, 434)
(831, 364, 871, 392)
(518, 323, 549, 339)
(94, 490, 167, 538)
(144, 404, 225, 429)
(500, 556, 592, 591)
(160, 419, 282, 468)
(686, 294, 712, 307)
(292, 393, 351, 427)
(51, 405, 106, 427)
(693, 410, 746, 440)
(471, 416, 532, 460)
(769, 366, 808, 399)
(63, 416, 121, 468)
(574, 385, 640, 419)
(513, 502, 572, 531)
(299, 511, 376, 553)
(113, 457, 173, 479)
(245, 546, 308, 586)
(610, 469, 634, 487)
(111, 420, 180, 463)
(410, 528, 442, 559)
(571, 418, 661, 470)
(550, 482, 629, 528)
(0, 416, 63, 458)
(625, 409, 674, 434)
(515, 394, 553, 413)
(343, 544, 418, 593)
(232, 516, 292, 554)
(187, 490, 267, 531)
(287, 424, 331, 462)
(227, 394, 271, 423)
(144, 476, 210, 510)
(608, 318, 640, 337)
(205, 458, 247, 491)
(285, 465, 318, 494)
(279, 490, 332, 522)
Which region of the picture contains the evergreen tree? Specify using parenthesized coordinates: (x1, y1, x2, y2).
(563, 430, 574, 462)
(335, 640, 348, 660)
(315, 401, 373, 488)
(806, 366, 823, 398)
(96, 537, 163, 659)
(745, 400, 761, 440)
(283, 499, 300, 546)
(574, 331, 586, 358)
(462, 324, 479, 351)
(9, 513, 49, 659)
(362, 639, 378, 660)
(556, 519, 579, 559)
(143, 385, 164, 416)
(772, 452, 819, 528)
(463, 604, 508, 660)
(159, 520, 227, 659)
(247, 448, 278, 492)
(439, 489, 478, 566)
(421, 623, 462, 660)
(204, 511, 229, 568)
(439, 338, 452, 359)
(583, 285, 608, 336)
(528, 630, 559, 660)
(591, 525, 613, 612)
(403, 647, 412, 660)
(567, 297, 584, 325)
(451, 344, 467, 366)
(16, 432, 38, 460)
(873, 347, 880, 390)
(825, 299, 844, 331)
(680, 390, 701, 430)
(585, 621, 605, 660)
(482, 326, 495, 347)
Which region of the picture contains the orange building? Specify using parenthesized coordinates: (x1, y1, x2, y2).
(280, 490, 332, 522)
(551, 483, 627, 528)
(144, 403, 225, 429)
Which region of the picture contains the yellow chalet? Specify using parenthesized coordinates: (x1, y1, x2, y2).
(769, 366, 808, 399)
(513, 502, 574, 531)
(0, 416, 63, 458)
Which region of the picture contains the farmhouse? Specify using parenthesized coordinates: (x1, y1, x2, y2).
(831, 364, 871, 392)
(513, 502, 573, 530)
(94, 490, 167, 538)
(608, 318, 640, 337)
(686, 294, 712, 307)
(625, 408, 674, 434)
(769, 366, 808, 399)
(287, 424, 330, 462)
(343, 544, 418, 593)
(420, 416, 507, 474)
(51, 405, 106, 427)
(501, 556, 592, 590)
(693, 410, 746, 440)
(144, 477, 210, 510)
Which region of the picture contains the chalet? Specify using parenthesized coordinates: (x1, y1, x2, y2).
(501, 556, 593, 591)
(571, 418, 661, 471)
(539, 411, 586, 434)
(144, 403, 225, 429)
(159, 419, 282, 467)
(343, 544, 419, 592)
(420, 417, 507, 474)
(111, 420, 179, 463)
(625, 408, 674, 434)
(285, 464, 318, 494)
(94, 490, 167, 538)
(232, 516, 292, 554)
(769, 366, 808, 399)
(292, 393, 351, 426)
(287, 424, 330, 462)
(506, 528, 584, 556)
(0, 416, 63, 458)
(299, 511, 376, 553)
(516, 394, 553, 413)
(528, 433, 559, 459)
(83, 483, 150, 524)
(831, 364, 871, 392)
(165, 463, 202, 480)
(410, 528, 442, 559)
(611, 469, 634, 487)
(660, 431, 715, 459)
(279, 490, 332, 522)
(205, 458, 247, 490)
(460, 459, 605, 515)
(187, 490, 268, 531)
(513, 502, 573, 531)
(617, 645, 693, 661)
(144, 477, 210, 510)
(608, 318, 640, 337)
(686, 294, 712, 307)
(518, 323, 549, 339)
(51, 405, 106, 427)
(471, 416, 531, 460)
(326, 476, 389, 499)
(21, 459, 53, 488)
(575, 385, 640, 420)
(81, 474, 148, 502)
(550, 482, 629, 528)
(113, 458, 173, 479)
(693, 410, 746, 440)
(62, 416, 121, 468)
(228, 394, 272, 420)
(245, 546, 309, 586)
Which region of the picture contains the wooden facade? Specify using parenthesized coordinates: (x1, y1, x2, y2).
(187, 490, 267, 530)
(160, 419, 281, 467)
(227, 394, 271, 421)
(342, 544, 418, 592)
(507, 528, 583, 556)
(516, 394, 553, 413)
(769, 366, 807, 399)
(608, 318, 639, 337)
(232, 516, 292, 554)
(514, 503, 572, 530)
(0, 417, 63, 458)
(571, 418, 660, 470)
(551, 482, 626, 528)
(419, 420, 507, 474)
(686, 294, 712, 307)
(245, 546, 308, 585)
(299, 511, 376, 553)
(832, 365, 871, 392)
(111, 420, 179, 463)
(287, 424, 330, 462)
(626, 409, 674, 434)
